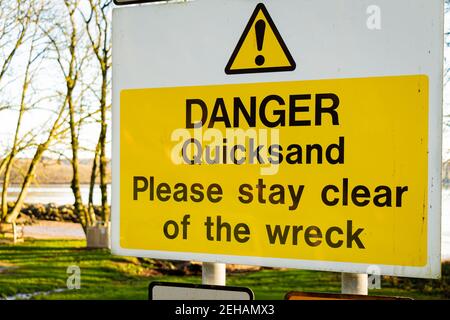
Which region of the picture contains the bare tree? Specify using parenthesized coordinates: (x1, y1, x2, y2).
(37, 0, 94, 231)
(0, 1, 30, 89)
(1, 1, 47, 220)
(4, 110, 67, 223)
(81, 0, 112, 227)
(61, 0, 90, 230)
(0, 0, 107, 230)
(0, 1, 68, 223)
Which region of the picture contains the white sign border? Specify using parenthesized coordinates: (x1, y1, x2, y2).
(111, 0, 444, 279)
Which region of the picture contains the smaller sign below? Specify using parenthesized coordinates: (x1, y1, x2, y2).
(149, 282, 254, 300)
(285, 291, 412, 300)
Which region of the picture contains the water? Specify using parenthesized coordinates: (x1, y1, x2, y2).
(4, 184, 111, 206)
(1, 184, 449, 259)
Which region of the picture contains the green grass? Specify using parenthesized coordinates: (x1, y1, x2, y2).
(0, 239, 448, 300)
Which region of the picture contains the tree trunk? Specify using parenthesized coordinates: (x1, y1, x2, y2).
(0, 155, 11, 220)
(65, 1, 89, 233)
(68, 92, 89, 232)
(83, 0, 111, 226)
(1, 157, 14, 219)
(99, 68, 109, 225)
(88, 141, 100, 225)
(5, 145, 45, 223)
(1, 46, 32, 221)
(5, 102, 66, 223)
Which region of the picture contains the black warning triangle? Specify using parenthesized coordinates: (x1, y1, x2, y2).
(225, 3, 296, 75)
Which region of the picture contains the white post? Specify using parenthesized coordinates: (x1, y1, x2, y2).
(202, 262, 226, 286)
(341, 273, 368, 295)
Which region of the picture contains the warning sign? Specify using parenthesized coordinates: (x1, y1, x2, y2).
(112, 0, 443, 279)
(119, 75, 428, 268)
(225, 3, 296, 74)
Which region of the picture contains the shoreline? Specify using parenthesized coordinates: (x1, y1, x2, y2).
(9, 202, 107, 224)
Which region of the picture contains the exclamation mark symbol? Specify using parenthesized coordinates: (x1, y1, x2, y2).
(255, 19, 266, 66)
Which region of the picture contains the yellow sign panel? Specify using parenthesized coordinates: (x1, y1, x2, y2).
(225, 3, 296, 74)
(120, 75, 428, 267)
